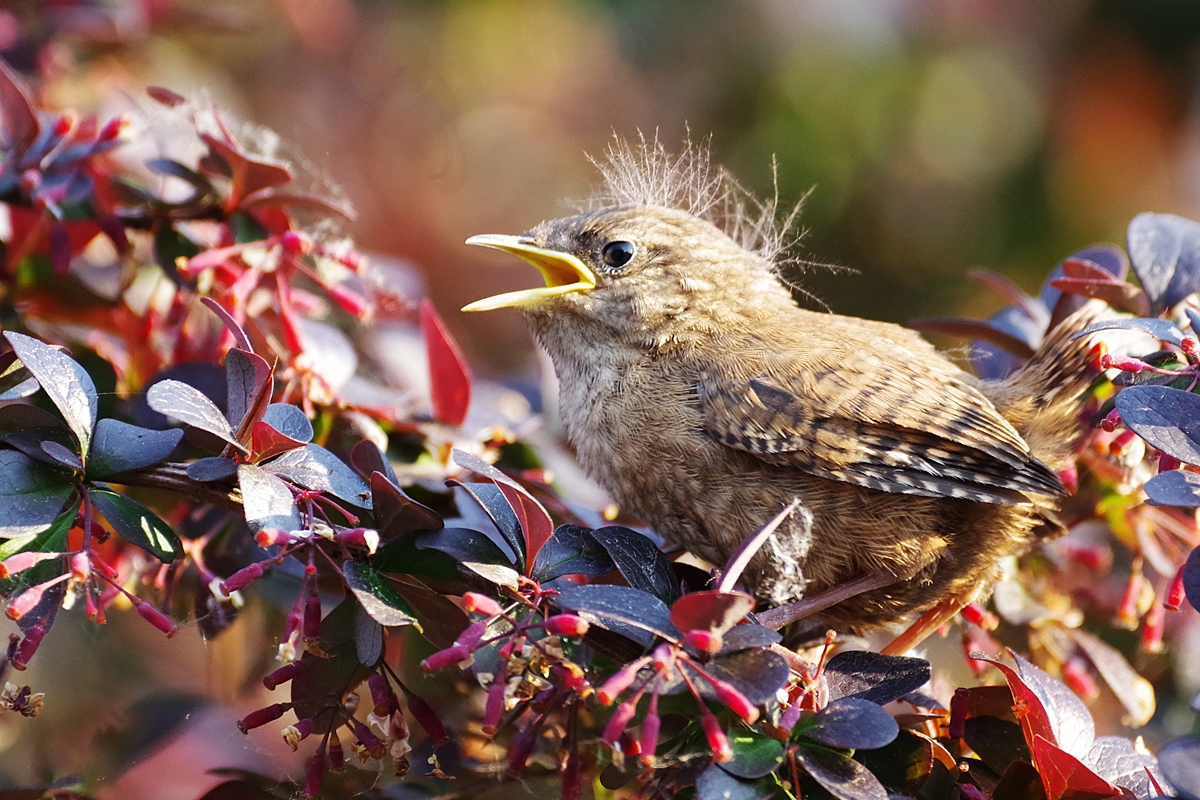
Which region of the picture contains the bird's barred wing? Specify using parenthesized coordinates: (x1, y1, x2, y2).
(698, 352, 1066, 504)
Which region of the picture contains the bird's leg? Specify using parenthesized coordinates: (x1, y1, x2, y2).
(881, 593, 971, 655)
(756, 572, 899, 631)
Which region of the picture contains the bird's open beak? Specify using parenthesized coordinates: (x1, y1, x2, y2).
(462, 234, 596, 312)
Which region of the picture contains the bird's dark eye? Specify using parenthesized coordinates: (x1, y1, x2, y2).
(601, 240, 636, 269)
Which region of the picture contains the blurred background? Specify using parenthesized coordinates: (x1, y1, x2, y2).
(5, 0, 1200, 796)
(9, 0, 1200, 378)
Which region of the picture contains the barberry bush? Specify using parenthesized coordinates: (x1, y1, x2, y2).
(1, 48, 1200, 800)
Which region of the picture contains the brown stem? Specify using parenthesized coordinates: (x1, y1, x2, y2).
(105, 461, 243, 511)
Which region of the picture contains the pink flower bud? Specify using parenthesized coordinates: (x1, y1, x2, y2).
(498, 635, 523, 660)
(483, 682, 505, 735)
(324, 282, 373, 320)
(328, 732, 345, 772)
(713, 679, 758, 724)
(601, 701, 638, 746)
(455, 621, 487, 648)
(1109, 430, 1138, 455)
(562, 749, 582, 799)
(619, 730, 641, 758)
(255, 528, 292, 547)
(303, 593, 322, 641)
(70, 552, 91, 582)
(6, 581, 52, 621)
(949, 687, 970, 739)
(237, 702, 291, 734)
(98, 115, 125, 141)
(597, 657, 648, 706)
(1101, 408, 1122, 433)
(222, 561, 265, 594)
(421, 644, 471, 672)
(0, 551, 61, 579)
(779, 703, 801, 732)
(1167, 563, 1188, 612)
(508, 725, 536, 774)
(368, 674, 398, 716)
(1182, 336, 1198, 355)
(959, 785, 987, 800)
(263, 661, 305, 690)
(543, 614, 589, 637)
(639, 708, 661, 763)
(407, 696, 449, 745)
(1061, 658, 1098, 700)
(1141, 600, 1165, 654)
(11, 624, 47, 670)
(335, 527, 379, 553)
(135, 599, 179, 637)
(301, 748, 326, 799)
(701, 712, 732, 762)
(351, 718, 386, 760)
(280, 230, 311, 256)
(960, 604, 999, 631)
(683, 629, 723, 653)
(462, 592, 504, 617)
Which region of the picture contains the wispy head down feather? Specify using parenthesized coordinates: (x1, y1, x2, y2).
(584, 133, 805, 267)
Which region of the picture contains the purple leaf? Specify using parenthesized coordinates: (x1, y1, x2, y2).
(707, 647, 790, 705)
(695, 764, 772, 800)
(1159, 736, 1200, 800)
(794, 746, 889, 800)
(224, 347, 271, 434)
(1128, 212, 1200, 313)
(1144, 469, 1200, 507)
(531, 524, 615, 582)
(802, 697, 899, 750)
(186, 456, 238, 482)
(1074, 317, 1187, 346)
(556, 583, 680, 642)
(370, 472, 442, 538)
(1116, 386, 1200, 466)
(824, 650, 931, 706)
(1183, 547, 1200, 617)
(87, 419, 184, 479)
(590, 525, 679, 605)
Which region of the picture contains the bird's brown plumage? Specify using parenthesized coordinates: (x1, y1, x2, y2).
(465, 141, 1100, 632)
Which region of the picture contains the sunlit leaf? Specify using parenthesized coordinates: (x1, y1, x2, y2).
(1127, 212, 1200, 313)
(670, 590, 754, 635)
(263, 444, 372, 508)
(237, 463, 302, 532)
(147, 378, 242, 451)
(1115, 385, 1200, 466)
(824, 651, 931, 706)
(590, 525, 679, 605)
(90, 487, 180, 563)
(224, 348, 271, 435)
(531, 524, 615, 582)
(0, 449, 77, 538)
(5, 332, 97, 461)
(1067, 628, 1155, 727)
(1031, 734, 1120, 800)
(557, 583, 680, 642)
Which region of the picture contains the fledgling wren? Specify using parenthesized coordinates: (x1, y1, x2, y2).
(463, 140, 1101, 645)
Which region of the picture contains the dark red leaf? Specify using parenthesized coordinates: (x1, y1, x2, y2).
(249, 421, 306, 461)
(202, 298, 254, 353)
(670, 590, 755, 635)
(420, 299, 471, 426)
(0, 59, 39, 154)
(201, 133, 293, 210)
(967, 268, 1047, 322)
(146, 86, 186, 108)
(908, 318, 1036, 360)
(1048, 277, 1149, 316)
(240, 187, 355, 221)
(497, 482, 554, 574)
(1031, 735, 1121, 800)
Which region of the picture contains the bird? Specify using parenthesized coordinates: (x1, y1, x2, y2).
(462, 138, 1102, 650)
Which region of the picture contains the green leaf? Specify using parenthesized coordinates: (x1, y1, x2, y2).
(89, 487, 180, 563)
(721, 730, 785, 779)
(343, 560, 421, 630)
(0, 506, 74, 596)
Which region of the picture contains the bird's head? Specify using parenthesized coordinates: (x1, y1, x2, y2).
(464, 205, 793, 346)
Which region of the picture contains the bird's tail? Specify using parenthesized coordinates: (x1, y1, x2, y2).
(983, 300, 1110, 473)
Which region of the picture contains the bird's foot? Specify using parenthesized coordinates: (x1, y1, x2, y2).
(756, 571, 899, 631)
(881, 594, 971, 655)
